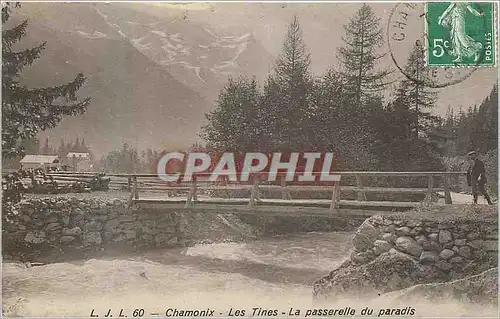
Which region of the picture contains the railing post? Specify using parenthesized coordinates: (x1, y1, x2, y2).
(249, 175, 260, 207)
(425, 175, 434, 203)
(133, 176, 139, 199)
(280, 175, 287, 200)
(127, 176, 135, 206)
(330, 181, 340, 213)
(222, 175, 230, 198)
(278, 175, 289, 200)
(336, 182, 341, 202)
(355, 174, 367, 201)
(185, 175, 197, 208)
(443, 174, 452, 204)
(193, 175, 198, 202)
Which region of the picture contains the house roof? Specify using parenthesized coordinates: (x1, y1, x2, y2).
(20, 155, 60, 164)
(67, 152, 90, 159)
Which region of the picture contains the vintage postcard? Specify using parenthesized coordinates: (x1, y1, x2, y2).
(2, 1, 498, 318)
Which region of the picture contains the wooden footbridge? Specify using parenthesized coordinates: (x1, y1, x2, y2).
(46, 171, 466, 217)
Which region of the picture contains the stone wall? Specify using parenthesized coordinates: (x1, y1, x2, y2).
(2, 197, 183, 261)
(313, 207, 498, 301)
(350, 214, 498, 274)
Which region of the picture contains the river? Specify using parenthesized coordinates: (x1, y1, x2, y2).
(3, 230, 497, 318)
(2, 231, 353, 317)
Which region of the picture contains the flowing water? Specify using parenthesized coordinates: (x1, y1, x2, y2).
(3, 231, 497, 318)
(2, 232, 353, 317)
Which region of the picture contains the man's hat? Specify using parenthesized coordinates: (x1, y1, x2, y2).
(467, 151, 476, 156)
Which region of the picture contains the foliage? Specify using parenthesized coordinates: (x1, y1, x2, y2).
(200, 4, 495, 177)
(309, 69, 380, 170)
(310, 4, 392, 169)
(483, 149, 498, 199)
(56, 136, 92, 159)
(373, 43, 444, 172)
(2, 172, 26, 208)
(441, 84, 498, 156)
(392, 42, 439, 139)
(202, 77, 264, 151)
(202, 15, 315, 153)
(99, 143, 139, 173)
(2, 3, 91, 158)
(1, 137, 39, 169)
(98, 143, 163, 173)
(264, 15, 314, 151)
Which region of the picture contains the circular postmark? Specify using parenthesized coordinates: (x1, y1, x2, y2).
(386, 2, 491, 88)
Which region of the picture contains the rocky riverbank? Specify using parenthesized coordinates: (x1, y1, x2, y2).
(2, 197, 182, 262)
(313, 204, 498, 303)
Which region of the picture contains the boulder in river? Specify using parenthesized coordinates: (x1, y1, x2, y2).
(395, 237, 423, 257)
(352, 219, 380, 252)
(313, 248, 447, 301)
(377, 267, 498, 306)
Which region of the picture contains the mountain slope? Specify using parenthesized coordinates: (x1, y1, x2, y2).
(91, 3, 274, 100)
(8, 3, 276, 156)
(11, 3, 211, 156)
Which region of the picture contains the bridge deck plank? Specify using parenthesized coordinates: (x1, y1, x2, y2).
(132, 197, 421, 209)
(128, 185, 444, 193)
(129, 202, 400, 217)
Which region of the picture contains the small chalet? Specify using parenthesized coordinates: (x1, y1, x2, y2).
(66, 152, 92, 172)
(66, 152, 90, 160)
(20, 155, 61, 169)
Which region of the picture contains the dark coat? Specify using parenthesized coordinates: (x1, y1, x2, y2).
(467, 159, 487, 186)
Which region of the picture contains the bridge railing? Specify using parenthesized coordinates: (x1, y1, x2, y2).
(38, 170, 467, 211)
(114, 171, 466, 211)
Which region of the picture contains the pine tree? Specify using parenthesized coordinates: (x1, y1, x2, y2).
(264, 15, 313, 151)
(441, 84, 498, 157)
(309, 69, 379, 169)
(81, 137, 87, 152)
(337, 4, 392, 106)
(375, 42, 443, 170)
(74, 137, 81, 152)
(483, 84, 498, 151)
(392, 42, 439, 139)
(23, 137, 39, 154)
(260, 76, 281, 151)
(66, 142, 72, 153)
(202, 76, 263, 152)
(2, 3, 90, 158)
(309, 69, 346, 145)
(456, 107, 471, 154)
(102, 143, 140, 173)
(442, 106, 458, 156)
(468, 84, 498, 153)
(57, 138, 66, 160)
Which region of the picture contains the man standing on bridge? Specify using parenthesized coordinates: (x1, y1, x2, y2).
(466, 151, 493, 205)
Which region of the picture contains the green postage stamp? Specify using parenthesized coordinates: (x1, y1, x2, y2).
(426, 2, 497, 67)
